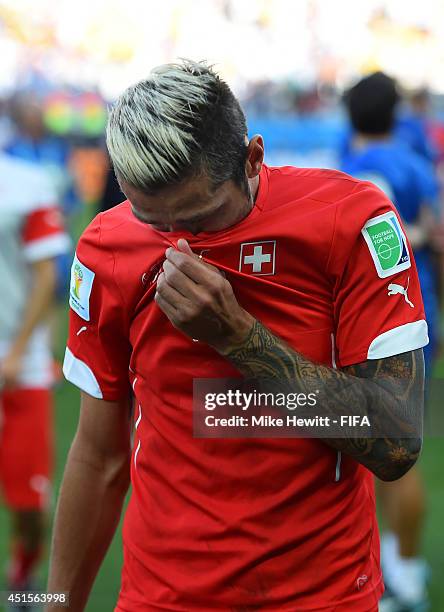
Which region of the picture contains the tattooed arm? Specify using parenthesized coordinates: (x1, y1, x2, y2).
(155, 241, 424, 481)
(216, 320, 424, 482)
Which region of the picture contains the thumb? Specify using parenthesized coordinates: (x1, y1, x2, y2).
(176, 238, 225, 276)
(176, 239, 195, 257)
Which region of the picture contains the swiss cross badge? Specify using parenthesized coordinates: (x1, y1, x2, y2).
(239, 240, 276, 276)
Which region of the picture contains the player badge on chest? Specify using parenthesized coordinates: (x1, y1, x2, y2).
(239, 240, 276, 276)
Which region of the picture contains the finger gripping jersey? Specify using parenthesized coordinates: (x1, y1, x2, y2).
(64, 166, 427, 611)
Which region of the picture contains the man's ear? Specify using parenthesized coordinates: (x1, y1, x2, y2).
(245, 135, 265, 179)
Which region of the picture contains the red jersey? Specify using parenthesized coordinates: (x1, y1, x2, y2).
(64, 165, 428, 611)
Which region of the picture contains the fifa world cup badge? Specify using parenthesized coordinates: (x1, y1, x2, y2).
(69, 255, 95, 321)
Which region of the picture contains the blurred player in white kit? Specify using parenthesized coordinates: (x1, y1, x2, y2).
(0, 152, 69, 599)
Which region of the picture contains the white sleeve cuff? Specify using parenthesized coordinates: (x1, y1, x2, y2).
(63, 347, 103, 399)
(24, 233, 71, 262)
(367, 319, 429, 360)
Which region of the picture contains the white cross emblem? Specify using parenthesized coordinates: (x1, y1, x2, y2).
(244, 246, 271, 272)
(239, 240, 276, 275)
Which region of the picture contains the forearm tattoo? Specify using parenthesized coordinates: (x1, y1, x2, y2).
(221, 320, 424, 481)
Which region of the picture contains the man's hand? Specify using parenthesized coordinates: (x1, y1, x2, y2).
(155, 239, 254, 350)
(0, 349, 23, 389)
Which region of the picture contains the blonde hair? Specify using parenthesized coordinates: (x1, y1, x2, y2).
(106, 59, 248, 193)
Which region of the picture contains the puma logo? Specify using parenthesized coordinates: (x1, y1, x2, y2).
(387, 277, 414, 308)
(356, 574, 369, 590)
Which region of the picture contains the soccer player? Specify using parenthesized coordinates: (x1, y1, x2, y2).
(340, 72, 442, 612)
(0, 153, 69, 597)
(48, 61, 428, 612)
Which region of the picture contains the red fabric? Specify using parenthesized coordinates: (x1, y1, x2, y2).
(67, 165, 424, 610)
(0, 388, 53, 510)
(8, 541, 43, 589)
(115, 543, 383, 611)
(22, 206, 64, 244)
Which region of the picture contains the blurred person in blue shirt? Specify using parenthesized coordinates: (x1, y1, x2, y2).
(5, 93, 78, 215)
(338, 87, 441, 172)
(4, 92, 77, 306)
(341, 71, 443, 612)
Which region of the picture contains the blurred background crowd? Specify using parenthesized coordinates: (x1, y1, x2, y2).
(0, 0, 443, 610)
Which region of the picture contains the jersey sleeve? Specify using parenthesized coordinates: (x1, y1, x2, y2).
(328, 181, 429, 367)
(63, 215, 132, 400)
(22, 207, 70, 261)
(21, 170, 70, 261)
